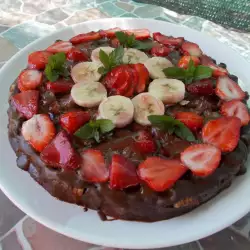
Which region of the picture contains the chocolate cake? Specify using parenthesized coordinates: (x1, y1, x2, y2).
(8, 28, 250, 222)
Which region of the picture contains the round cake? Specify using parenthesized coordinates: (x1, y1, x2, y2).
(8, 27, 250, 222)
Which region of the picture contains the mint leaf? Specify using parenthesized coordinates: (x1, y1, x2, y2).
(163, 67, 186, 80)
(99, 49, 110, 69)
(133, 40, 154, 50)
(74, 123, 95, 140)
(110, 46, 124, 65)
(115, 31, 128, 44)
(194, 65, 213, 81)
(174, 122, 196, 142)
(96, 119, 115, 133)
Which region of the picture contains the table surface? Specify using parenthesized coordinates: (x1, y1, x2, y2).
(1, 1, 250, 249)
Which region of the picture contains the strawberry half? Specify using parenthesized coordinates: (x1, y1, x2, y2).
(109, 154, 139, 189)
(202, 116, 241, 152)
(181, 42, 202, 57)
(124, 29, 150, 40)
(17, 69, 43, 92)
(181, 144, 221, 177)
(137, 157, 187, 192)
(46, 41, 73, 53)
(28, 51, 53, 70)
(22, 114, 56, 152)
(133, 130, 156, 154)
(178, 56, 200, 69)
(215, 76, 246, 101)
(220, 100, 250, 126)
(70, 31, 101, 45)
(46, 79, 74, 94)
(131, 63, 149, 93)
(80, 149, 109, 183)
(110, 38, 120, 48)
(186, 79, 214, 95)
(175, 112, 204, 131)
(150, 44, 171, 57)
(40, 130, 81, 169)
(60, 110, 90, 134)
(11, 90, 39, 119)
(99, 27, 121, 38)
(66, 47, 88, 62)
(153, 32, 184, 47)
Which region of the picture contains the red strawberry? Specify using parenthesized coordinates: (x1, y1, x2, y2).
(22, 114, 56, 152)
(131, 63, 149, 93)
(181, 144, 221, 177)
(46, 79, 74, 94)
(109, 154, 139, 189)
(66, 47, 88, 62)
(60, 110, 90, 134)
(201, 55, 228, 77)
(110, 38, 120, 48)
(28, 51, 53, 70)
(124, 29, 150, 40)
(46, 41, 73, 53)
(133, 130, 156, 154)
(70, 31, 101, 45)
(80, 149, 109, 183)
(181, 42, 202, 57)
(186, 79, 214, 95)
(99, 27, 121, 38)
(215, 76, 245, 101)
(153, 32, 184, 47)
(175, 112, 203, 131)
(202, 116, 241, 152)
(17, 69, 43, 92)
(11, 90, 39, 119)
(220, 100, 250, 126)
(150, 44, 171, 57)
(40, 130, 81, 169)
(178, 55, 200, 69)
(137, 157, 187, 192)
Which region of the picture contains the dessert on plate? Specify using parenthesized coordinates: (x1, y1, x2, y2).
(8, 27, 250, 222)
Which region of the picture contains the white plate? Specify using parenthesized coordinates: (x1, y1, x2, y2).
(0, 18, 250, 249)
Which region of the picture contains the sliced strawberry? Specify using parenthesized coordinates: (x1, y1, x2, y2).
(186, 79, 214, 95)
(181, 42, 202, 57)
(66, 47, 88, 62)
(46, 79, 74, 94)
(80, 149, 109, 183)
(123, 79, 135, 97)
(220, 100, 250, 126)
(181, 144, 221, 177)
(175, 112, 203, 131)
(133, 130, 156, 154)
(99, 27, 121, 38)
(40, 130, 81, 169)
(109, 154, 139, 189)
(17, 69, 43, 92)
(70, 31, 101, 45)
(22, 114, 56, 152)
(124, 29, 150, 40)
(201, 55, 228, 77)
(46, 41, 73, 53)
(11, 90, 39, 119)
(178, 55, 200, 69)
(60, 110, 90, 134)
(130, 63, 149, 93)
(215, 76, 246, 101)
(137, 157, 187, 192)
(150, 44, 171, 57)
(28, 51, 53, 70)
(153, 32, 184, 47)
(202, 116, 241, 152)
(110, 37, 120, 48)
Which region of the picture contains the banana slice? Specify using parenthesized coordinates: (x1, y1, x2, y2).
(71, 62, 101, 84)
(132, 93, 165, 126)
(98, 95, 134, 128)
(71, 82, 107, 108)
(91, 46, 114, 63)
(148, 78, 185, 104)
(144, 57, 173, 79)
(123, 48, 149, 64)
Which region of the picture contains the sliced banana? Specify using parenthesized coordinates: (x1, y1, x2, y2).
(123, 48, 149, 64)
(71, 62, 102, 84)
(71, 82, 107, 108)
(144, 57, 173, 79)
(132, 93, 165, 126)
(148, 78, 185, 104)
(98, 95, 134, 128)
(91, 46, 115, 63)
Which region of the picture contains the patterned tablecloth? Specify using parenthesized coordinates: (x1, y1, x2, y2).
(0, 1, 250, 249)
